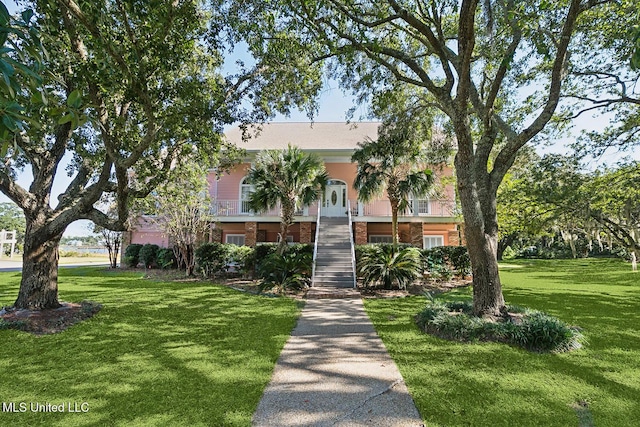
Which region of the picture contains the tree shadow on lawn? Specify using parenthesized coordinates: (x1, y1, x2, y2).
(364, 289, 640, 427)
(0, 267, 301, 426)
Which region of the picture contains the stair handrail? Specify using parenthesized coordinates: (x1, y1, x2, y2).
(347, 200, 357, 288)
(311, 201, 321, 287)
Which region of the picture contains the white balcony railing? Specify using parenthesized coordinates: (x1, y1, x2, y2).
(211, 199, 456, 218)
(354, 199, 455, 217)
(210, 200, 316, 217)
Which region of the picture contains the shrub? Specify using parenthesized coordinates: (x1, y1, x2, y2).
(431, 264, 454, 281)
(512, 311, 584, 352)
(139, 244, 159, 268)
(422, 247, 446, 274)
(252, 243, 278, 273)
(257, 249, 312, 293)
(358, 245, 421, 290)
(157, 248, 177, 269)
(416, 298, 584, 353)
(355, 244, 377, 265)
(252, 243, 312, 274)
(195, 243, 232, 277)
(289, 243, 313, 256)
(415, 299, 449, 329)
(422, 246, 471, 277)
(228, 245, 255, 276)
(429, 311, 486, 341)
(449, 246, 471, 275)
(123, 243, 143, 268)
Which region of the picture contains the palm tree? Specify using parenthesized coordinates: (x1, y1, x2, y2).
(352, 126, 435, 245)
(247, 145, 329, 255)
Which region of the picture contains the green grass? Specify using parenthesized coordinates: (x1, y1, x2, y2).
(0, 267, 301, 427)
(363, 258, 640, 427)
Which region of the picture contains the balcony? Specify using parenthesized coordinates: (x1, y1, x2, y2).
(210, 200, 318, 217)
(354, 199, 456, 217)
(211, 199, 456, 219)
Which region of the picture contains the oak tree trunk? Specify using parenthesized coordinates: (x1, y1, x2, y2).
(14, 222, 63, 310)
(464, 222, 505, 316)
(455, 148, 506, 317)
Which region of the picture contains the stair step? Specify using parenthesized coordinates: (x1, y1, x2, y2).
(316, 273, 353, 283)
(313, 282, 355, 289)
(316, 254, 351, 258)
(315, 266, 353, 271)
(315, 275, 353, 280)
(314, 276, 353, 283)
(315, 260, 353, 266)
(316, 256, 351, 260)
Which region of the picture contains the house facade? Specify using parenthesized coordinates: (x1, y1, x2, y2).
(125, 122, 461, 251)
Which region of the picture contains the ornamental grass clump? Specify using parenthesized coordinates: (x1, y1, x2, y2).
(512, 311, 584, 352)
(416, 299, 584, 353)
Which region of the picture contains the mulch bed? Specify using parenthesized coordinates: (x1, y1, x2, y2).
(0, 301, 102, 336)
(358, 277, 472, 298)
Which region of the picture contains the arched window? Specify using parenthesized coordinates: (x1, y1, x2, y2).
(239, 177, 254, 214)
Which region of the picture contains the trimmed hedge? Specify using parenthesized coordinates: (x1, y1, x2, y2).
(422, 245, 471, 277)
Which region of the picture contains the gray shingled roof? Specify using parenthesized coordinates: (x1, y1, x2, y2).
(225, 122, 381, 152)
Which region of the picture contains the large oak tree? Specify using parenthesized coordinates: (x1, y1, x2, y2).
(234, 0, 616, 315)
(0, 0, 322, 309)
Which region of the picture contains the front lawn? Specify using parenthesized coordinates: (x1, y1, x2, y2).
(0, 267, 301, 426)
(364, 258, 640, 427)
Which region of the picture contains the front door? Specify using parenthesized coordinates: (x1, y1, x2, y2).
(323, 182, 347, 217)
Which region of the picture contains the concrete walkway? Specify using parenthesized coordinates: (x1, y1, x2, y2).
(252, 298, 424, 427)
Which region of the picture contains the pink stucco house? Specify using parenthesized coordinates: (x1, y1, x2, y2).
(125, 122, 461, 251)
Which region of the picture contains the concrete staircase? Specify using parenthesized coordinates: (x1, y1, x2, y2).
(312, 217, 356, 290)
